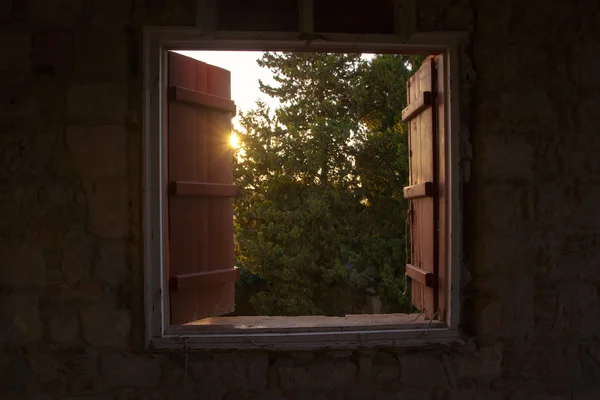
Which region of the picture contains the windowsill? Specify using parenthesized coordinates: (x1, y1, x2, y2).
(149, 314, 464, 351)
(181, 313, 439, 331)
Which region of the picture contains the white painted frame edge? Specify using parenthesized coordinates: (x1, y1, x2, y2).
(143, 27, 466, 350)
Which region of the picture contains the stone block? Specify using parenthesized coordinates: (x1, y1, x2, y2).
(270, 356, 356, 392)
(191, 353, 268, 391)
(399, 353, 447, 388)
(370, 351, 400, 382)
(48, 312, 79, 343)
(0, 0, 11, 19)
(578, 97, 600, 134)
(66, 125, 127, 178)
(478, 133, 535, 181)
(475, 0, 510, 36)
(476, 92, 557, 134)
(474, 234, 537, 275)
(448, 389, 504, 400)
(74, 30, 128, 74)
(100, 352, 161, 388)
(0, 294, 42, 343)
(28, 0, 84, 26)
(476, 301, 501, 344)
(454, 346, 502, 379)
(572, 44, 600, 86)
(89, 0, 131, 29)
(80, 303, 131, 347)
(0, 87, 41, 120)
(85, 178, 129, 239)
(32, 28, 73, 75)
(0, 186, 19, 230)
(24, 346, 67, 395)
(0, 131, 62, 187)
(570, 184, 600, 231)
(535, 344, 582, 391)
(0, 33, 31, 71)
(282, 388, 329, 400)
(548, 284, 600, 339)
(248, 391, 289, 400)
(534, 135, 580, 178)
(94, 240, 128, 285)
(0, 241, 45, 285)
(338, 384, 397, 400)
(384, 384, 434, 400)
(443, 5, 474, 30)
(477, 271, 534, 340)
(534, 180, 600, 232)
(67, 81, 128, 123)
(356, 354, 371, 377)
(478, 185, 534, 237)
(475, 44, 552, 92)
(61, 346, 103, 395)
(60, 226, 93, 284)
(574, 383, 600, 400)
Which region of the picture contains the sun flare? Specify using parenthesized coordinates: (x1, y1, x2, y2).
(229, 132, 240, 149)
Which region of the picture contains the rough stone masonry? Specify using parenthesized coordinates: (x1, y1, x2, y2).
(1, 0, 600, 399)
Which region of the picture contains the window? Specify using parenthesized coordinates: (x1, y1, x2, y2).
(143, 30, 463, 351)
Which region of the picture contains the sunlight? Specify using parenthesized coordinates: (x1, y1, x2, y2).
(229, 132, 240, 149)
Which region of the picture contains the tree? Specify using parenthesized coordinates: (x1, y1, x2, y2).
(233, 52, 423, 316)
(351, 54, 424, 312)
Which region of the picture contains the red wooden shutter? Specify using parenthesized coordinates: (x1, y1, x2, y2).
(167, 52, 239, 325)
(402, 56, 444, 320)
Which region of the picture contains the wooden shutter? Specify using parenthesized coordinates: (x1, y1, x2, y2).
(401, 55, 445, 320)
(167, 52, 239, 325)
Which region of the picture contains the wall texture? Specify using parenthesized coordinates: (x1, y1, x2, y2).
(1, 0, 600, 399)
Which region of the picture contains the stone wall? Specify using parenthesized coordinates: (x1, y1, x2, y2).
(1, 0, 600, 399)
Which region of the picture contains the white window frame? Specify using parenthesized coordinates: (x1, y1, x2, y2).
(143, 27, 466, 351)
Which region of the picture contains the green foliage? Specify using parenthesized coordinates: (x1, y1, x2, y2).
(234, 52, 423, 316)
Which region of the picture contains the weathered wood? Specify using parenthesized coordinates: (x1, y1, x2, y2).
(167, 52, 237, 324)
(406, 264, 434, 287)
(169, 85, 237, 114)
(177, 313, 442, 332)
(403, 181, 434, 199)
(435, 53, 447, 322)
(151, 326, 463, 351)
(168, 52, 205, 325)
(405, 56, 437, 318)
(170, 181, 238, 197)
(171, 267, 239, 291)
(401, 90, 431, 121)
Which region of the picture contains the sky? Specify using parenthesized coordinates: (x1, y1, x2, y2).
(175, 51, 376, 133)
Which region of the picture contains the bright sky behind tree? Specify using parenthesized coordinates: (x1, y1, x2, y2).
(175, 51, 375, 134)
(175, 51, 280, 132)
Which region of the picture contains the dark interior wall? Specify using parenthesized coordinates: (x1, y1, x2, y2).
(1, 0, 600, 399)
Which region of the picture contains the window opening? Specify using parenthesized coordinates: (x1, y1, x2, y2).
(163, 49, 447, 329)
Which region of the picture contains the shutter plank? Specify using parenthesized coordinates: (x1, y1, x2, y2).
(401, 91, 432, 122)
(406, 264, 434, 287)
(435, 54, 447, 322)
(405, 57, 437, 318)
(171, 267, 240, 290)
(168, 52, 205, 325)
(167, 52, 238, 324)
(204, 62, 236, 319)
(169, 85, 237, 114)
(171, 181, 238, 197)
(403, 182, 434, 199)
